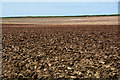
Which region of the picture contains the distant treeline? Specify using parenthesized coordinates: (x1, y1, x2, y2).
(2, 14, 120, 18)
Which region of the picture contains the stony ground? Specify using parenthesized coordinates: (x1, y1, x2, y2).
(2, 25, 120, 79)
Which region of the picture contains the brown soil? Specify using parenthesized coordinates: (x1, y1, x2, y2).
(2, 24, 120, 79)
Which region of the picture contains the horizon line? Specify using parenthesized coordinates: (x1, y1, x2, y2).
(1, 14, 120, 18)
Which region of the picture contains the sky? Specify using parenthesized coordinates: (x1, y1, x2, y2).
(2, 2, 118, 17)
(1, 0, 119, 2)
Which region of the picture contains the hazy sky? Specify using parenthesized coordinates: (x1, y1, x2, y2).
(1, 0, 119, 2)
(2, 2, 118, 17)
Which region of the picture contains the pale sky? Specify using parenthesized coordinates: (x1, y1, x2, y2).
(1, 0, 119, 2)
(2, 2, 118, 17)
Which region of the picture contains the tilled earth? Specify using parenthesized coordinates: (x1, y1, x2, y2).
(2, 25, 120, 79)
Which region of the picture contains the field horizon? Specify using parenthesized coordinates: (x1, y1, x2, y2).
(2, 15, 119, 26)
(1, 14, 120, 18)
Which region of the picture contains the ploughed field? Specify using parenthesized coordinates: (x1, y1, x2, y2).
(2, 24, 120, 79)
(2, 16, 118, 25)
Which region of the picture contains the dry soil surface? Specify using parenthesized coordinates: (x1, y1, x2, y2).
(2, 24, 120, 79)
(1, 16, 120, 79)
(2, 16, 118, 25)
